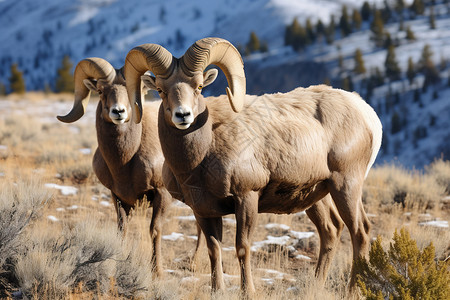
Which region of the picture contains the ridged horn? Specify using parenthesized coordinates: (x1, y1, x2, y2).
(124, 44, 175, 123)
(57, 58, 115, 123)
(180, 37, 246, 113)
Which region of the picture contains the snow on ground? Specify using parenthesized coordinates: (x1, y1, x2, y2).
(44, 183, 78, 196)
(162, 232, 185, 241)
(419, 219, 449, 228)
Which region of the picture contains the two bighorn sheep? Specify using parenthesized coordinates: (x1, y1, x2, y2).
(123, 37, 382, 294)
(57, 58, 202, 277)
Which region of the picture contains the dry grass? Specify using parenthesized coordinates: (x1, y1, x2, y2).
(0, 95, 449, 299)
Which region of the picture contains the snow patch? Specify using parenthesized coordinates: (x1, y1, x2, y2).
(44, 183, 78, 196)
(265, 223, 290, 231)
(47, 215, 59, 222)
(79, 148, 91, 155)
(177, 215, 196, 221)
(419, 220, 449, 228)
(100, 200, 111, 207)
(290, 230, 314, 239)
(162, 232, 184, 241)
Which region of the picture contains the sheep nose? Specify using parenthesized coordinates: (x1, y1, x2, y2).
(112, 107, 125, 115)
(175, 111, 191, 119)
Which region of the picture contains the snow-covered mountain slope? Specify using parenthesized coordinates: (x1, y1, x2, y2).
(0, 0, 385, 89)
(0, 0, 448, 169)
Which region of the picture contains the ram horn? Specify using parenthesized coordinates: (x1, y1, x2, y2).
(124, 44, 175, 123)
(57, 58, 116, 123)
(180, 37, 246, 113)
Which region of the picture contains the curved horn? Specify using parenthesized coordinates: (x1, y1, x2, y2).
(57, 58, 115, 123)
(124, 44, 175, 123)
(180, 37, 246, 113)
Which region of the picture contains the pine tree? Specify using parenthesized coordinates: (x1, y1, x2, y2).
(0, 81, 6, 95)
(285, 19, 309, 51)
(361, 1, 372, 21)
(354, 48, 366, 74)
(410, 0, 425, 16)
(407, 57, 416, 84)
(405, 26, 416, 41)
(342, 75, 354, 91)
(305, 18, 316, 43)
(260, 41, 269, 53)
(325, 16, 336, 44)
(371, 10, 385, 47)
(429, 7, 436, 29)
(316, 19, 325, 37)
(419, 44, 440, 88)
(385, 45, 401, 81)
(391, 111, 402, 134)
(9, 63, 26, 94)
(55, 55, 74, 93)
(246, 31, 261, 54)
(339, 5, 352, 37)
(352, 9, 362, 30)
(395, 0, 405, 13)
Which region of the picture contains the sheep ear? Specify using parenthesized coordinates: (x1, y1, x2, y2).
(203, 68, 218, 87)
(141, 74, 157, 90)
(83, 79, 97, 92)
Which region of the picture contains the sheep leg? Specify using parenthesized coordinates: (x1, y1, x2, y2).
(112, 192, 132, 233)
(235, 191, 258, 296)
(305, 194, 344, 285)
(328, 176, 371, 289)
(190, 222, 205, 272)
(150, 188, 170, 278)
(195, 215, 225, 291)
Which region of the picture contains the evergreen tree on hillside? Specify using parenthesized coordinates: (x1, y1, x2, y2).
(429, 7, 436, 29)
(419, 44, 441, 88)
(285, 19, 309, 51)
(410, 0, 425, 16)
(339, 5, 352, 37)
(305, 18, 316, 43)
(395, 0, 405, 13)
(325, 16, 336, 44)
(354, 48, 366, 74)
(352, 9, 362, 30)
(407, 57, 416, 84)
(55, 55, 74, 93)
(405, 26, 416, 40)
(9, 63, 26, 94)
(371, 10, 385, 47)
(246, 31, 261, 54)
(361, 1, 372, 21)
(316, 19, 325, 37)
(385, 45, 401, 81)
(0, 81, 6, 95)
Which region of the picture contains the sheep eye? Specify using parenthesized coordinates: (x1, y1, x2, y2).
(98, 90, 103, 95)
(198, 85, 203, 90)
(157, 88, 163, 94)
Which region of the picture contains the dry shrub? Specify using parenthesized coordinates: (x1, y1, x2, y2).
(356, 228, 450, 300)
(56, 158, 93, 184)
(0, 116, 42, 147)
(426, 158, 450, 194)
(364, 164, 446, 212)
(15, 217, 122, 298)
(0, 178, 52, 295)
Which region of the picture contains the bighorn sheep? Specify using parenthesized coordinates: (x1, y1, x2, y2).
(124, 37, 382, 294)
(56, 57, 202, 277)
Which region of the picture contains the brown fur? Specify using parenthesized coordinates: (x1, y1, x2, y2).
(156, 81, 382, 294)
(80, 80, 202, 278)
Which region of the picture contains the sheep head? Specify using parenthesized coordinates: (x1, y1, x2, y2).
(124, 37, 246, 129)
(57, 58, 149, 125)
(57, 58, 116, 123)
